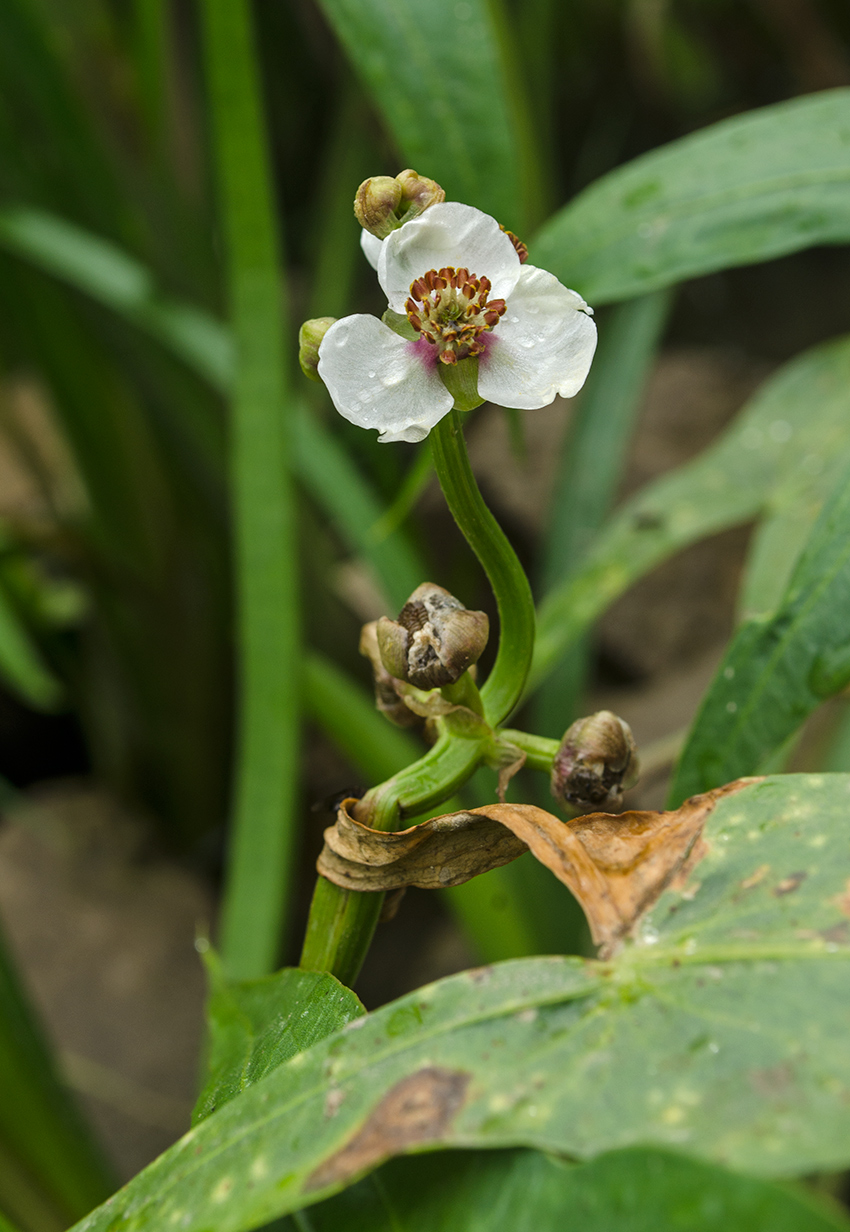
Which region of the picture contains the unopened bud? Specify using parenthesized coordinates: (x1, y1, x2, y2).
(354, 170, 445, 238)
(299, 317, 336, 381)
(395, 169, 446, 220)
(376, 583, 489, 690)
(550, 711, 639, 812)
(359, 622, 421, 729)
(354, 176, 403, 239)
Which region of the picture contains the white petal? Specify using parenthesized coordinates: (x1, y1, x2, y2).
(318, 315, 453, 443)
(379, 202, 521, 313)
(360, 230, 383, 270)
(476, 266, 598, 410)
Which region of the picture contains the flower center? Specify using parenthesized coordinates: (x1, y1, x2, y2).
(404, 267, 507, 366)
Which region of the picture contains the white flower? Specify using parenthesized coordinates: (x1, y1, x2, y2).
(318, 202, 597, 443)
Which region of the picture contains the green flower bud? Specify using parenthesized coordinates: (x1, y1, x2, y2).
(354, 170, 446, 238)
(395, 169, 446, 220)
(354, 176, 403, 239)
(376, 583, 489, 690)
(550, 711, 639, 812)
(299, 317, 336, 382)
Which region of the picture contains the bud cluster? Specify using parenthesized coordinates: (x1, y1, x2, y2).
(354, 169, 445, 239)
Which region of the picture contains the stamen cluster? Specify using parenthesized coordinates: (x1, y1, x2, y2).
(405, 267, 507, 366)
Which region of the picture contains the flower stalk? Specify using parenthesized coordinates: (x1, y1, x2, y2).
(299, 409, 535, 983)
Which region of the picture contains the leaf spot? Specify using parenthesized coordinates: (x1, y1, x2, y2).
(833, 878, 850, 917)
(774, 871, 807, 896)
(740, 864, 771, 891)
(211, 1177, 233, 1203)
(305, 1067, 469, 1192)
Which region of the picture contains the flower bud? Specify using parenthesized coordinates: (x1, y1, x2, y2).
(354, 176, 403, 239)
(359, 621, 421, 729)
(376, 583, 489, 690)
(550, 711, 639, 812)
(395, 169, 446, 220)
(299, 317, 336, 381)
(354, 170, 445, 238)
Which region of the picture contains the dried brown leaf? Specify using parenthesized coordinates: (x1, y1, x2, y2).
(317, 779, 758, 954)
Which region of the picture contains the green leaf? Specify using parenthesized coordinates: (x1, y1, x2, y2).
(201, 0, 300, 979)
(0, 207, 428, 615)
(69, 775, 850, 1230)
(531, 334, 850, 692)
(0, 209, 233, 393)
(193, 953, 364, 1126)
(532, 90, 850, 305)
(300, 1146, 850, 1231)
(0, 919, 113, 1232)
(313, 0, 535, 229)
(0, 577, 62, 711)
(670, 459, 850, 803)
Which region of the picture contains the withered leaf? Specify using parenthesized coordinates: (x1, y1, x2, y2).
(317, 779, 757, 954)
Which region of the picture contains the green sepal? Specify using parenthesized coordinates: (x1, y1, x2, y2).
(439, 356, 484, 412)
(382, 308, 419, 341)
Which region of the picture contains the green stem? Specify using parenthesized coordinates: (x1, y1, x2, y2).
(300, 411, 536, 984)
(431, 409, 536, 726)
(499, 727, 559, 772)
(201, 0, 300, 978)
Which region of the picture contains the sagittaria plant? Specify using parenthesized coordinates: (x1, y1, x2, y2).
(297, 169, 609, 983)
(63, 166, 850, 1232)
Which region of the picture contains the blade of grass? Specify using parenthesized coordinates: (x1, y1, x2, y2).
(0, 208, 427, 612)
(534, 289, 671, 737)
(314, 0, 533, 230)
(0, 920, 114, 1231)
(0, 1205, 23, 1232)
(0, 578, 62, 711)
(201, 0, 300, 978)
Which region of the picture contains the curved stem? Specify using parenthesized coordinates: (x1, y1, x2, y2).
(300, 410, 536, 984)
(431, 409, 536, 725)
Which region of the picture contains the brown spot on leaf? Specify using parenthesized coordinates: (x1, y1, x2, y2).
(306, 1067, 469, 1191)
(740, 864, 771, 891)
(821, 920, 850, 944)
(833, 878, 850, 917)
(773, 871, 807, 896)
(750, 1061, 794, 1096)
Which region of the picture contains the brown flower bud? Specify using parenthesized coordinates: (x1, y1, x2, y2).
(395, 169, 446, 220)
(376, 583, 489, 690)
(358, 622, 421, 729)
(550, 711, 639, 812)
(353, 176, 403, 238)
(298, 317, 336, 381)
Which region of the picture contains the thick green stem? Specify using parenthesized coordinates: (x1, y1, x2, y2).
(431, 409, 536, 726)
(202, 0, 300, 978)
